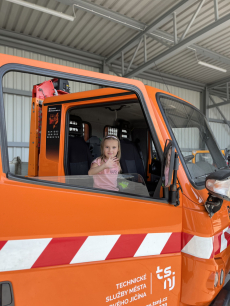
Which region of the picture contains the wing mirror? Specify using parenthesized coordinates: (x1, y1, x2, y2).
(163, 139, 176, 188)
(163, 139, 180, 206)
(205, 169, 230, 217)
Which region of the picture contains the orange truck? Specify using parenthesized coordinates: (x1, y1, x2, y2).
(0, 54, 230, 306)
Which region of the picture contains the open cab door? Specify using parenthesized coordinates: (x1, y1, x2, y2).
(0, 54, 183, 306)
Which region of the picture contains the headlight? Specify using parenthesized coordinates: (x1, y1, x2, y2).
(206, 170, 230, 201)
(214, 272, 219, 287)
(220, 270, 224, 285)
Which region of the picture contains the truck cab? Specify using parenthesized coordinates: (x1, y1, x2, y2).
(0, 54, 230, 306)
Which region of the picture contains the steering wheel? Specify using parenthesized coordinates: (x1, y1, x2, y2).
(183, 154, 194, 162)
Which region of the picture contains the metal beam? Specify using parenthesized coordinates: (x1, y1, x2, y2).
(8, 142, 29, 147)
(3, 88, 31, 97)
(151, 29, 230, 66)
(208, 76, 230, 89)
(173, 12, 177, 45)
(102, 61, 109, 74)
(106, 0, 191, 64)
(0, 29, 104, 69)
(109, 62, 204, 91)
(200, 87, 209, 117)
(207, 99, 230, 109)
(179, 0, 205, 42)
(209, 89, 227, 98)
(124, 13, 230, 78)
(214, 0, 219, 20)
(58, 0, 199, 32)
(126, 37, 143, 74)
(121, 52, 124, 76)
(64, 0, 230, 68)
(59, 0, 146, 30)
(113, 59, 205, 88)
(144, 35, 147, 62)
(194, 45, 230, 66)
(209, 95, 230, 128)
(209, 118, 230, 124)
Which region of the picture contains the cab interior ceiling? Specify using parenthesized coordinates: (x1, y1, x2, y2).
(70, 101, 147, 139)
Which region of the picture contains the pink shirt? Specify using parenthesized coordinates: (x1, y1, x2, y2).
(91, 158, 120, 191)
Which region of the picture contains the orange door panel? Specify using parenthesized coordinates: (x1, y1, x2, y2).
(0, 176, 182, 306)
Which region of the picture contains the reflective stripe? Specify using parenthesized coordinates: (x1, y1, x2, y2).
(181, 235, 213, 259)
(1, 229, 229, 273)
(71, 235, 120, 264)
(0, 238, 52, 272)
(134, 233, 172, 257)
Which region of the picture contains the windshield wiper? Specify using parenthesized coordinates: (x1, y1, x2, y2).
(217, 166, 228, 170)
(195, 172, 212, 179)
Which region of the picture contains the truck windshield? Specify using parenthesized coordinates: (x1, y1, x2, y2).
(159, 96, 227, 185)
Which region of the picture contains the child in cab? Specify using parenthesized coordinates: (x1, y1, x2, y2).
(88, 135, 121, 191)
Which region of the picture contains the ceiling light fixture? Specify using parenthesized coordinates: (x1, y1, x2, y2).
(6, 0, 75, 21)
(198, 61, 227, 73)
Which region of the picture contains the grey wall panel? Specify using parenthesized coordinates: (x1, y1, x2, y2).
(209, 122, 230, 150)
(208, 95, 230, 149)
(135, 77, 201, 108)
(209, 95, 230, 121)
(4, 93, 31, 162)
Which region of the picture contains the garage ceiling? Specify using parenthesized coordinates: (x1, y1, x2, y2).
(0, 0, 230, 93)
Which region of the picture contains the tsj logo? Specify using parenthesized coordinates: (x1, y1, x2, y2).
(156, 266, 175, 291)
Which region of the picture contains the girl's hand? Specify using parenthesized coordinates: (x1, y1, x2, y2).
(104, 157, 118, 169)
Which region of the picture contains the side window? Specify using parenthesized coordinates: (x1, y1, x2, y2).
(2, 69, 163, 200)
(63, 99, 162, 198)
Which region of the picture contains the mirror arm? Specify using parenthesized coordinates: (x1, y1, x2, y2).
(205, 194, 223, 218)
(169, 153, 180, 206)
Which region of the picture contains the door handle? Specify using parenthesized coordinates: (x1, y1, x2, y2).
(0, 282, 14, 306)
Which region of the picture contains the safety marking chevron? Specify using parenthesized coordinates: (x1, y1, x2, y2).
(0, 233, 180, 272)
(0, 227, 230, 272)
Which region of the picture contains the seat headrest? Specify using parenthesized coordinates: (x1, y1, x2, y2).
(117, 120, 131, 139)
(69, 115, 83, 136)
(104, 125, 118, 137)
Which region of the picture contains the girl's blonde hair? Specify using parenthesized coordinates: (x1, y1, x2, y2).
(100, 136, 121, 161)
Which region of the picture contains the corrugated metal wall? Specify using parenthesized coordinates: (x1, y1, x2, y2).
(1, 45, 201, 163)
(209, 95, 230, 150)
(136, 77, 200, 108)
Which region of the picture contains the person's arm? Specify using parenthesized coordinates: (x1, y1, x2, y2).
(88, 157, 118, 175)
(88, 162, 106, 175)
(118, 162, 122, 173)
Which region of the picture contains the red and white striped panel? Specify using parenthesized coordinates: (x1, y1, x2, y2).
(213, 225, 230, 256)
(1, 229, 230, 272)
(181, 226, 230, 259)
(181, 232, 213, 259)
(0, 233, 181, 272)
